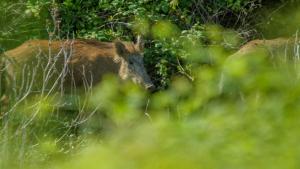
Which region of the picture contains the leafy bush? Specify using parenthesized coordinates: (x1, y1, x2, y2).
(1, 1, 300, 169)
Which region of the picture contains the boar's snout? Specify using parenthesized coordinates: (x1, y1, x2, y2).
(145, 84, 156, 92)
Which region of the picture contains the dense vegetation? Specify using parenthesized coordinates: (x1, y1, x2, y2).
(1, 0, 300, 169)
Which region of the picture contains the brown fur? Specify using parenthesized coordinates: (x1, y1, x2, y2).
(3, 39, 154, 94)
(228, 38, 297, 60)
(219, 37, 300, 92)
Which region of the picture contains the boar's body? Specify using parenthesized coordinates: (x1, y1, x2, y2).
(219, 37, 299, 93)
(3, 39, 154, 95)
(227, 38, 295, 61)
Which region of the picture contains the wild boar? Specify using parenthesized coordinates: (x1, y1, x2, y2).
(2, 37, 155, 96)
(226, 38, 296, 61)
(219, 37, 299, 93)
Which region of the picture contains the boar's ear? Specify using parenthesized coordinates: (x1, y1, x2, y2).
(135, 35, 144, 52)
(114, 41, 128, 57)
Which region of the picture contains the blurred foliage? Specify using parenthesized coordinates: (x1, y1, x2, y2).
(258, 1, 300, 38)
(1, 0, 300, 169)
(2, 39, 300, 168)
(0, 0, 49, 49)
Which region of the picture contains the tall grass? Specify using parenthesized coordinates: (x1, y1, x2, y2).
(1, 1, 300, 169)
(1, 36, 300, 168)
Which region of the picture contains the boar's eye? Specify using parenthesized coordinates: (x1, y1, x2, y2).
(129, 60, 134, 65)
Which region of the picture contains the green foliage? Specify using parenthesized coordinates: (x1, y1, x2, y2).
(0, 0, 49, 50)
(2, 40, 300, 168)
(1, 0, 300, 169)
